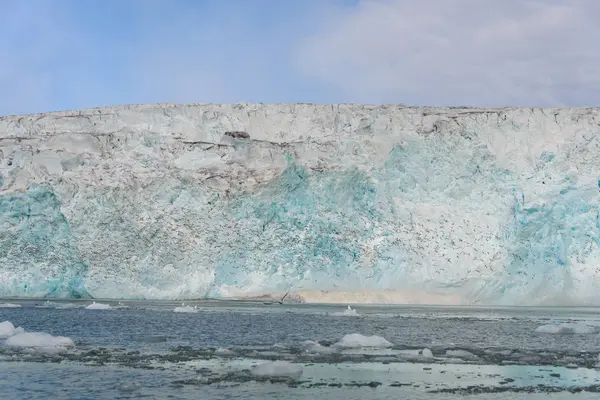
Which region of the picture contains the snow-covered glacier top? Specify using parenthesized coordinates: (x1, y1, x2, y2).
(1, 103, 600, 305)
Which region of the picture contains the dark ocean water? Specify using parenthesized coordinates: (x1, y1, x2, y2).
(3, 300, 600, 399)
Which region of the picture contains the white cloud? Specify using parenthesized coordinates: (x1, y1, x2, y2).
(295, 0, 600, 106)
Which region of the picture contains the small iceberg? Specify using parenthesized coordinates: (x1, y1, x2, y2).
(173, 304, 198, 313)
(85, 301, 112, 310)
(421, 348, 434, 358)
(251, 361, 303, 378)
(5, 332, 74, 353)
(0, 321, 25, 339)
(446, 349, 478, 360)
(0, 303, 22, 308)
(535, 323, 600, 335)
(333, 333, 392, 349)
(331, 305, 360, 317)
(301, 340, 338, 354)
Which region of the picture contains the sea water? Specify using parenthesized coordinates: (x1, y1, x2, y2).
(3, 300, 600, 399)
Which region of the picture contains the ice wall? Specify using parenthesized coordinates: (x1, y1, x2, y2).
(1, 103, 600, 305)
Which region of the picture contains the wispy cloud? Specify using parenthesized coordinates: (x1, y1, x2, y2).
(295, 0, 600, 107)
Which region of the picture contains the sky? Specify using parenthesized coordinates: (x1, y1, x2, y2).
(1, 0, 600, 116)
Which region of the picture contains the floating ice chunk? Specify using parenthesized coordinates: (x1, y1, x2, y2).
(173, 304, 198, 313)
(333, 333, 392, 349)
(5, 332, 74, 353)
(0, 303, 22, 308)
(0, 321, 19, 339)
(446, 349, 478, 360)
(85, 302, 112, 310)
(331, 305, 360, 317)
(421, 348, 434, 358)
(215, 347, 235, 355)
(55, 303, 80, 309)
(35, 301, 79, 309)
(301, 340, 338, 354)
(535, 324, 599, 334)
(118, 382, 141, 392)
(251, 361, 303, 378)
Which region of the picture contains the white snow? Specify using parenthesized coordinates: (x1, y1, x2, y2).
(85, 302, 112, 310)
(250, 361, 303, 378)
(331, 305, 360, 317)
(535, 323, 600, 334)
(333, 333, 393, 349)
(0, 303, 22, 308)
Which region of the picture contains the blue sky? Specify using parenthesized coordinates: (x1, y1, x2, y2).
(1, 0, 600, 116)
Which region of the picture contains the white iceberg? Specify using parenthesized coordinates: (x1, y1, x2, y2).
(0, 303, 22, 308)
(301, 340, 338, 354)
(421, 348, 434, 358)
(251, 361, 303, 378)
(535, 323, 599, 334)
(0, 321, 24, 339)
(173, 304, 198, 313)
(5, 332, 74, 353)
(331, 305, 360, 317)
(333, 333, 392, 348)
(85, 301, 112, 310)
(446, 349, 478, 360)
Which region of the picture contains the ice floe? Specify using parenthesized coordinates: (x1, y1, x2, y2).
(421, 348, 434, 358)
(0, 321, 24, 339)
(301, 340, 338, 354)
(1, 321, 74, 354)
(251, 361, 303, 378)
(173, 304, 198, 313)
(333, 333, 392, 349)
(0, 303, 22, 308)
(535, 323, 600, 334)
(85, 301, 112, 310)
(5, 332, 74, 349)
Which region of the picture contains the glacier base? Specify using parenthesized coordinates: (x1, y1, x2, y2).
(1, 103, 600, 305)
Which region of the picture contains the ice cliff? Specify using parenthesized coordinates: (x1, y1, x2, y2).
(1, 103, 600, 305)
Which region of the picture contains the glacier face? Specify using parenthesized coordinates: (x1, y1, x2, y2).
(1, 103, 600, 305)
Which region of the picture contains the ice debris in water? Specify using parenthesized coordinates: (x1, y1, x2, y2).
(301, 340, 338, 354)
(173, 303, 198, 313)
(0, 321, 24, 339)
(251, 361, 303, 378)
(35, 301, 79, 309)
(5, 332, 74, 349)
(331, 305, 360, 317)
(535, 323, 600, 334)
(333, 333, 392, 349)
(0, 303, 22, 308)
(118, 382, 141, 392)
(1, 321, 74, 354)
(446, 349, 478, 360)
(421, 348, 434, 358)
(85, 301, 112, 310)
(215, 347, 235, 355)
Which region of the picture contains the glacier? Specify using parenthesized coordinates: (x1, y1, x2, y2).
(1, 103, 600, 305)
